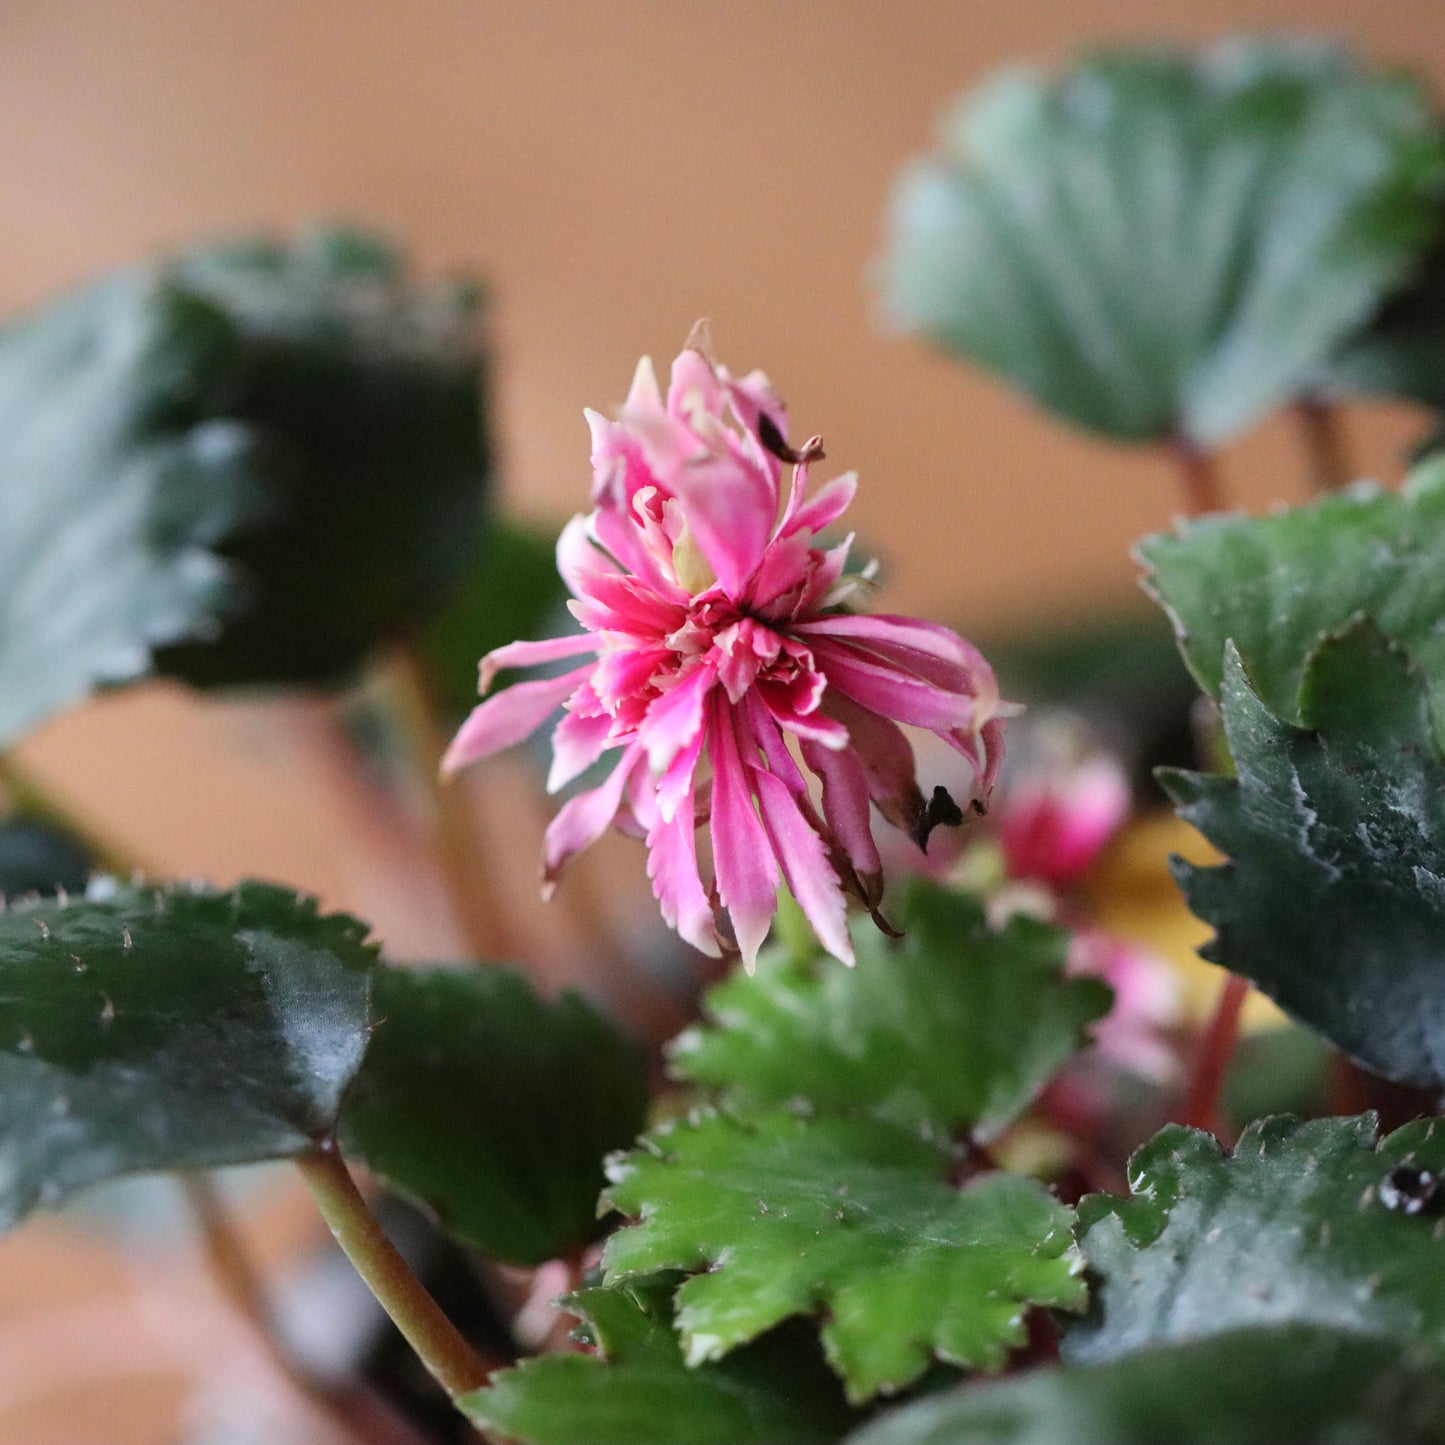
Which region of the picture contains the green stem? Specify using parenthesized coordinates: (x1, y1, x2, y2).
(184, 1174, 420, 1445)
(296, 1144, 494, 1400)
(387, 642, 520, 963)
(1296, 397, 1352, 495)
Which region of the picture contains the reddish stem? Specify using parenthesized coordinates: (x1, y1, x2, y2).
(1295, 397, 1352, 495)
(1169, 437, 1226, 517)
(1180, 973, 1250, 1138)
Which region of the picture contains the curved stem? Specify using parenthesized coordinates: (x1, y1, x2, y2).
(183, 1175, 421, 1445)
(1169, 437, 1227, 518)
(1295, 397, 1352, 495)
(1180, 972, 1250, 1139)
(295, 1144, 494, 1401)
(386, 643, 519, 962)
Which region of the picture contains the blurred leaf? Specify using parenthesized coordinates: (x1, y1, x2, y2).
(1222, 1025, 1331, 1132)
(463, 1279, 860, 1445)
(882, 38, 1444, 446)
(1069, 1114, 1445, 1365)
(671, 881, 1109, 1143)
(0, 818, 93, 899)
(602, 1110, 1084, 1403)
(846, 1325, 1445, 1445)
(341, 965, 648, 1266)
(1163, 624, 1445, 1086)
(158, 224, 491, 686)
(1139, 456, 1445, 746)
(0, 225, 490, 748)
(0, 272, 256, 747)
(0, 879, 375, 1229)
(1323, 243, 1445, 411)
(422, 517, 570, 722)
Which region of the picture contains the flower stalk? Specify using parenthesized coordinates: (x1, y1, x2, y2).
(295, 1143, 495, 1401)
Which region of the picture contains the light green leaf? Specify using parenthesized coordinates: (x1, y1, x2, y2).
(671, 881, 1109, 1142)
(1069, 1113, 1445, 1364)
(462, 1278, 860, 1445)
(602, 1110, 1084, 1403)
(1138, 456, 1445, 745)
(341, 965, 648, 1266)
(882, 39, 1444, 445)
(847, 1325, 1445, 1445)
(1162, 624, 1445, 1086)
(0, 880, 375, 1228)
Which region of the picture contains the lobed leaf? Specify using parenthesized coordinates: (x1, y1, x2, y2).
(341, 965, 649, 1267)
(1068, 1113, 1445, 1364)
(0, 879, 376, 1228)
(671, 881, 1110, 1142)
(462, 1278, 859, 1445)
(602, 1109, 1084, 1403)
(847, 1325, 1445, 1445)
(1138, 455, 1445, 745)
(1162, 623, 1445, 1086)
(881, 38, 1444, 446)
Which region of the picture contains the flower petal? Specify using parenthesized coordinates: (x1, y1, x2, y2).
(708, 694, 778, 971)
(441, 664, 593, 776)
(642, 664, 714, 774)
(478, 631, 598, 693)
(647, 790, 723, 958)
(546, 705, 616, 794)
(800, 736, 883, 897)
(783, 470, 858, 540)
(751, 763, 854, 966)
(811, 639, 981, 733)
(541, 745, 643, 895)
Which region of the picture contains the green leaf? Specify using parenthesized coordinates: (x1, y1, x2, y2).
(1138, 456, 1445, 745)
(881, 39, 1444, 446)
(670, 881, 1110, 1142)
(846, 1325, 1445, 1445)
(1323, 245, 1445, 412)
(0, 879, 375, 1229)
(340, 965, 648, 1267)
(1069, 1113, 1445, 1367)
(0, 819, 93, 899)
(462, 1278, 860, 1445)
(157, 224, 491, 687)
(0, 225, 490, 748)
(422, 518, 570, 723)
(1162, 623, 1445, 1086)
(0, 272, 255, 747)
(601, 1109, 1085, 1403)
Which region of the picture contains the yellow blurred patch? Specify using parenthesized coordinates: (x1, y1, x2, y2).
(1080, 811, 1284, 1031)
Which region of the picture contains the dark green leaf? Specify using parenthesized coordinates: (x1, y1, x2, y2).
(422, 518, 569, 723)
(0, 879, 375, 1228)
(340, 965, 648, 1266)
(847, 1325, 1445, 1445)
(0, 819, 93, 900)
(157, 224, 491, 686)
(671, 881, 1109, 1142)
(602, 1110, 1084, 1402)
(1162, 624, 1445, 1086)
(882, 39, 1444, 445)
(0, 225, 490, 748)
(1138, 456, 1445, 745)
(1069, 1113, 1445, 1365)
(1323, 243, 1445, 412)
(462, 1278, 860, 1445)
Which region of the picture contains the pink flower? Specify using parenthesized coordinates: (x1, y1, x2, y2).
(997, 737, 1130, 891)
(443, 328, 1009, 967)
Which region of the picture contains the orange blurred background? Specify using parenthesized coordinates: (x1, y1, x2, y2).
(0, 2, 1439, 1439)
